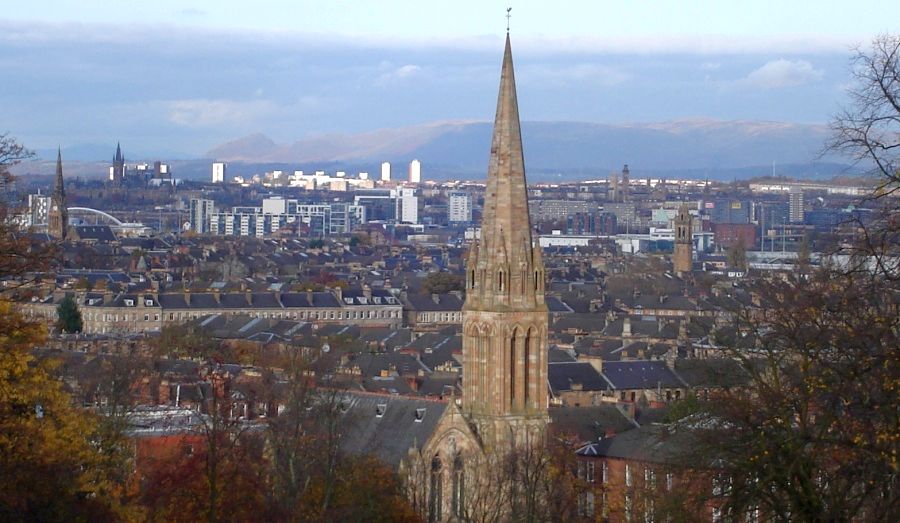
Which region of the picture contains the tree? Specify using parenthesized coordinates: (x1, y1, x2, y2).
(421, 271, 464, 295)
(725, 239, 748, 271)
(56, 294, 83, 333)
(0, 302, 127, 521)
(828, 34, 900, 195)
(672, 266, 899, 521)
(0, 135, 57, 286)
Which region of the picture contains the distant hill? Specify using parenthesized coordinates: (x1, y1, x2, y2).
(205, 119, 848, 180)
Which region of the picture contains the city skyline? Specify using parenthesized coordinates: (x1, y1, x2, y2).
(2, 2, 897, 157)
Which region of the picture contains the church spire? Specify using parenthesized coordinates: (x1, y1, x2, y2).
(54, 147, 65, 200)
(49, 148, 68, 240)
(462, 33, 548, 433)
(466, 33, 542, 311)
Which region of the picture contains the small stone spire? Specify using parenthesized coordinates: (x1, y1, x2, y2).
(49, 148, 68, 240)
(54, 148, 65, 200)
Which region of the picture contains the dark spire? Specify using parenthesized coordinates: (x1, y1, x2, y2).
(114, 141, 123, 163)
(54, 147, 65, 199)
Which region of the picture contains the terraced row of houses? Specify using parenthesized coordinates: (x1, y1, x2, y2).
(19, 287, 405, 333)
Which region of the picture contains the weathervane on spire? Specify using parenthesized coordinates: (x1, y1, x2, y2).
(506, 7, 512, 32)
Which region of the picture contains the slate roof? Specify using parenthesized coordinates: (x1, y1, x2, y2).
(550, 404, 638, 441)
(548, 362, 608, 393)
(72, 225, 117, 242)
(601, 361, 686, 390)
(340, 393, 448, 466)
(674, 359, 749, 388)
(405, 292, 464, 312)
(575, 423, 695, 465)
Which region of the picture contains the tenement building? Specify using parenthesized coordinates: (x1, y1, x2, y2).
(20, 288, 404, 333)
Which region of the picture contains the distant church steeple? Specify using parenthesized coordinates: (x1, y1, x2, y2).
(48, 148, 68, 240)
(462, 33, 548, 447)
(673, 202, 693, 274)
(111, 142, 126, 185)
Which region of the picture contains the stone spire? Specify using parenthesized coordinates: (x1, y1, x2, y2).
(48, 148, 68, 240)
(114, 141, 123, 163)
(462, 34, 548, 443)
(465, 34, 544, 312)
(54, 148, 65, 200)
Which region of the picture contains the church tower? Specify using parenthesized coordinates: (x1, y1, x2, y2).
(462, 34, 548, 448)
(111, 142, 125, 185)
(48, 149, 68, 240)
(673, 203, 693, 274)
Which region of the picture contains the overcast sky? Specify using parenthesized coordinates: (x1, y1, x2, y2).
(2, 1, 897, 158)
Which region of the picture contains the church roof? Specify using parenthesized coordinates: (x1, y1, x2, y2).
(339, 392, 448, 467)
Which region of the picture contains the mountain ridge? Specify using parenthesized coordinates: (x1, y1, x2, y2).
(205, 119, 836, 175)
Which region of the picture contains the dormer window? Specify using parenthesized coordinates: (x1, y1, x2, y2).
(415, 407, 426, 422)
(145, 299, 154, 307)
(124, 299, 134, 307)
(376, 403, 386, 418)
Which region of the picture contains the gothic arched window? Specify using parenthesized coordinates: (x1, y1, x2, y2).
(510, 328, 519, 408)
(452, 455, 465, 516)
(429, 456, 443, 522)
(525, 328, 535, 404)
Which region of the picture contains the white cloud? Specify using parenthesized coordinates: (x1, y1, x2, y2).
(0, 19, 860, 56)
(164, 98, 277, 127)
(744, 59, 824, 88)
(375, 64, 422, 86)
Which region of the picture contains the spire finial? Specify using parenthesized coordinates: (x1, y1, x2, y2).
(506, 7, 512, 33)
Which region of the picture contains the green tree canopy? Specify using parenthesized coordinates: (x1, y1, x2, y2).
(55, 294, 83, 334)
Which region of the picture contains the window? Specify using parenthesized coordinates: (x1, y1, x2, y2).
(429, 457, 443, 522)
(415, 408, 426, 422)
(666, 473, 674, 491)
(578, 492, 595, 517)
(375, 403, 386, 418)
(601, 461, 608, 484)
(451, 455, 464, 516)
(645, 468, 656, 488)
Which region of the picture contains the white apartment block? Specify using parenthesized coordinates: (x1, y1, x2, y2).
(448, 191, 472, 222)
(212, 162, 226, 183)
(408, 159, 421, 184)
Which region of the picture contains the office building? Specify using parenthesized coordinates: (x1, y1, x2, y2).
(408, 159, 421, 184)
(212, 162, 226, 183)
(381, 162, 391, 182)
(189, 198, 215, 233)
(789, 187, 805, 223)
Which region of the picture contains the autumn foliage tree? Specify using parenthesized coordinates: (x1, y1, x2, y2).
(0, 301, 128, 521)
